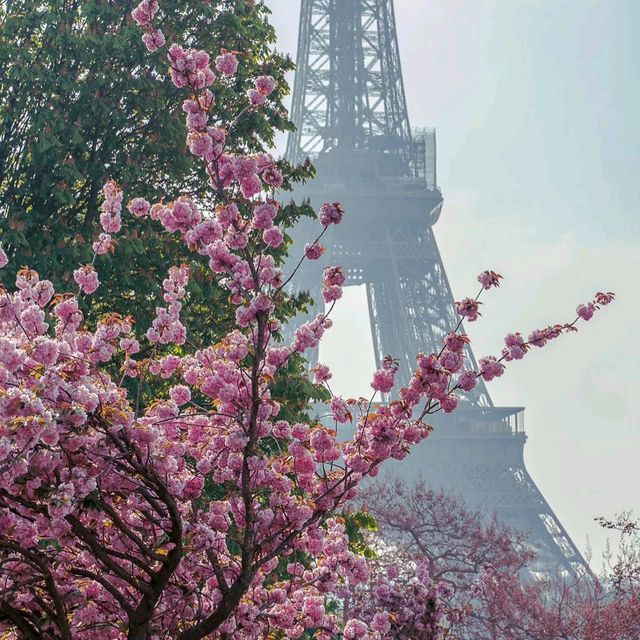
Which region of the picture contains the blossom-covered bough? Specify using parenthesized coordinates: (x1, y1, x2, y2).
(344, 481, 640, 640)
(0, 2, 614, 638)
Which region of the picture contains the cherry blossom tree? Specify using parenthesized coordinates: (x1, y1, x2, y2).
(477, 532, 640, 640)
(0, 2, 614, 638)
(352, 479, 640, 640)
(345, 478, 533, 638)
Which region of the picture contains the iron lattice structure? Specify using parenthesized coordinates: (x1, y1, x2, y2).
(286, 0, 589, 577)
(287, 0, 412, 167)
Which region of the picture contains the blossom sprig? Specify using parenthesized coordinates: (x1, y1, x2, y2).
(478, 269, 503, 290)
(433, 290, 617, 414)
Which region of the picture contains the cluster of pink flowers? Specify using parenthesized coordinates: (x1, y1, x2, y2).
(319, 201, 345, 227)
(503, 332, 527, 361)
(249, 75, 276, 106)
(73, 264, 100, 295)
(305, 241, 324, 260)
(131, 0, 158, 27)
(455, 296, 482, 322)
(146, 264, 189, 344)
(322, 266, 346, 303)
(314, 363, 332, 383)
(168, 44, 216, 89)
(478, 356, 506, 382)
(142, 28, 165, 52)
(156, 196, 202, 234)
(292, 313, 333, 354)
(214, 153, 284, 199)
(128, 196, 151, 218)
(92, 232, 114, 255)
(477, 269, 503, 290)
(215, 51, 239, 76)
(371, 356, 399, 394)
(99, 179, 123, 233)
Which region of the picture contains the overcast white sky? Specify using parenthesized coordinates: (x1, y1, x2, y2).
(266, 0, 639, 566)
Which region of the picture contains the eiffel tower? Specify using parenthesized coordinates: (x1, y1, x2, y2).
(285, 0, 588, 577)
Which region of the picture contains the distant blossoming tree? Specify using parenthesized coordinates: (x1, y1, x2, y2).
(0, 1, 614, 638)
(342, 478, 533, 638)
(349, 479, 640, 640)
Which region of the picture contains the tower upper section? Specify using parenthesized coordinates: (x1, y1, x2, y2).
(287, 0, 435, 186)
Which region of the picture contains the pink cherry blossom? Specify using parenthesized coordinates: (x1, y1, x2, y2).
(167, 44, 216, 89)
(262, 165, 284, 188)
(319, 201, 344, 227)
(188, 131, 214, 157)
(314, 363, 332, 383)
(119, 337, 140, 354)
(241, 174, 262, 199)
(439, 349, 463, 372)
(142, 28, 165, 52)
(255, 75, 276, 96)
(322, 266, 346, 303)
(253, 202, 278, 230)
(215, 52, 239, 76)
(477, 269, 503, 290)
(330, 397, 351, 423)
(503, 332, 528, 361)
(92, 232, 114, 255)
(99, 179, 123, 233)
(455, 297, 481, 322)
(457, 370, 478, 392)
(73, 265, 100, 294)
(443, 331, 468, 353)
(371, 359, 398, 393)
(344, 619, 369, 640)
(170, 385, 191, 406)
(248, 89, 266, 106)
(479, 356, 506, 381)
(595, 291, 615, 306)
(371, 369, 393, 393)
(441, 393, 460, 413)
(305, 242, 324, 260)
(528, 328, 549, 348)
(263, 226, 284, 248)
(128, 197, 151, 218)
(577, 302, 596, 321)
(131, 0, 159, 26)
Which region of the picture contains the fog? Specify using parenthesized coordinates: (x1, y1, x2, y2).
(267, 0, 640, 568)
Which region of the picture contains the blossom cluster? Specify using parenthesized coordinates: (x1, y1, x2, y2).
(99, 178, 123, 233)
(146, 264, 189, 345)
(344, 546, 472, 640)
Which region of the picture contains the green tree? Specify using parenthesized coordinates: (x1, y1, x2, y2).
(0, 0, 324, 412)
(0, 0, 307, 337)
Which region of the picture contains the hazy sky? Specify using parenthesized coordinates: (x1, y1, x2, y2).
(266, 0, 640, 566)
